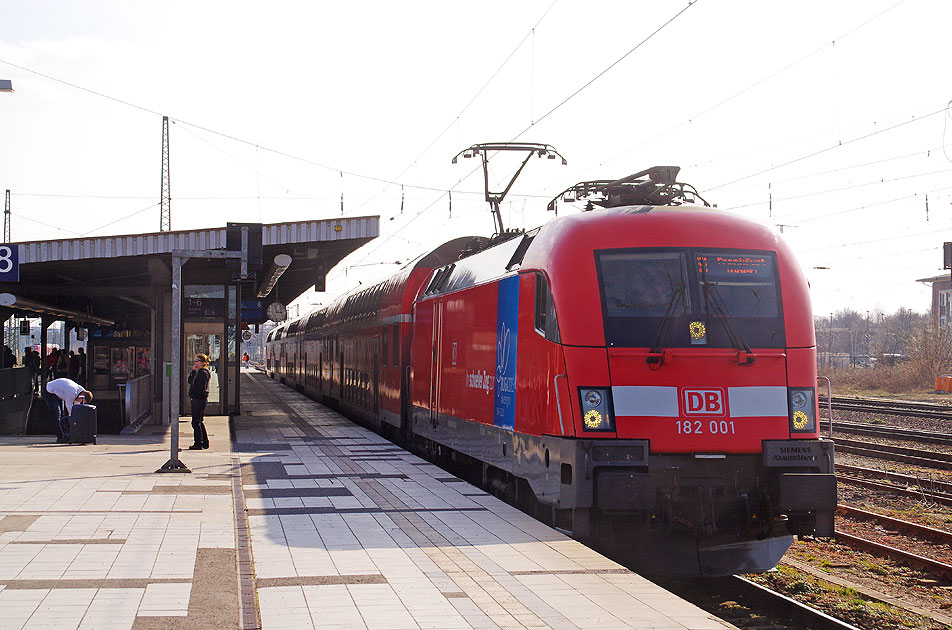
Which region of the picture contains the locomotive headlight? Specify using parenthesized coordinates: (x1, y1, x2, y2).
(579, 387, 614, 432)
(787, 387, 816, 433)
(584, 390, 602, 407)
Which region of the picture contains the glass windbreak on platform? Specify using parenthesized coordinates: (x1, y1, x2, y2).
(182, 283, 241, 416)
(186, 333, 221, 404)
(184, 323, 224, 415)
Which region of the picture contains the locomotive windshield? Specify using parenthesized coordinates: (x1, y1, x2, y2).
(596, 248, 785, 348)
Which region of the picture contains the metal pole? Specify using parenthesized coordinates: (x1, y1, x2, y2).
(235, 281, 241, 415)
(40, 317, 49, 391)
(155, 246, 245, 472)
(157, 253, 189, 472)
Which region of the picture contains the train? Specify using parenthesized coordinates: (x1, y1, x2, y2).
(265, 166, 836, 577)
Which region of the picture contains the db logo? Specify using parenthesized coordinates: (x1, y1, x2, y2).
(681, 388, 726, 416)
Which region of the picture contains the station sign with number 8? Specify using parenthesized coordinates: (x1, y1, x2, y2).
(0, 245, 19, 282)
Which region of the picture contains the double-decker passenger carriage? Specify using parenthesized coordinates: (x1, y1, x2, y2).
(266, 166, 836, 577)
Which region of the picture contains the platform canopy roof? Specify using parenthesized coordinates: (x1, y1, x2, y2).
(0, 216, 379, 327)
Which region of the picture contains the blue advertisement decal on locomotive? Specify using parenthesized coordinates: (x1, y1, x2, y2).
(494, 275, 519, 430)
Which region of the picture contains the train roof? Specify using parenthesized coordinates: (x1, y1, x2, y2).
(270, 235, 488, 332)
(418, 202, 768, 300)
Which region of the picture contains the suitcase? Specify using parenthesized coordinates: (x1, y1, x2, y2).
(69, 404, 97, 444)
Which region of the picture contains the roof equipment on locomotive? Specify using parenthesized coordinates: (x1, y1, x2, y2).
(547, 165, 711, 213)
(453, 142, 566, 237)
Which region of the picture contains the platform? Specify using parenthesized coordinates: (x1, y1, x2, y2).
(0, 371, 733, 629)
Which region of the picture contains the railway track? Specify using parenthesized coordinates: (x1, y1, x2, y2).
(837, 463, 952, 495)
(835, 504, 952, 580)
(837, 468, 952, 506)
(833, 438, 952, 469)
(821, 420, 952, 446)
(819, 395, 952, 420)
(655, 575, 864, 630)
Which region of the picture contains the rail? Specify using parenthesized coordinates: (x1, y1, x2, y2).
(833, 438, 952, 469)
(818, 395, 952, 419)
(820, 419, 952, 446)
(728, 576, 863, 630)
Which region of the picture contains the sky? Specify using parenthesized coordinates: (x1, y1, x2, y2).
(1, 0, 950, 320)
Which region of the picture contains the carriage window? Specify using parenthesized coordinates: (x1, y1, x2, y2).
(392, 324, 399, 367)
(382, 327, 389, 368)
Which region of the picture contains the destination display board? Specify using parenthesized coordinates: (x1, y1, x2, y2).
(695, 253, 772, 278)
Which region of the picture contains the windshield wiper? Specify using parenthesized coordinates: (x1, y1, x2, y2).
(703, 281, 755, 365)
(647, 282, 684, 367)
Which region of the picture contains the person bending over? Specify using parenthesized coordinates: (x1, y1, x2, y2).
(187, 354, 211, 450)
(44, 378, 93, 444)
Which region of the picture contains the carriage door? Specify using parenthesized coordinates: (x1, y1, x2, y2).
(339, 348, 344, 400)
(373, 337, 380, 416)
(429, 301, 443, 427)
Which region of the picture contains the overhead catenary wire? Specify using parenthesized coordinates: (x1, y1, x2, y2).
(173, 122, 335, 214)
(354, 0, 561, 213)
(510, 0, 702, 140)
(707, 106, 949, 191)
(731, 167, 952, 211)
(818, 244, 943, 267)
(580, 0, 908, 178)
(766, 143, 949, 185)
(800, 222, 952, 253)
(943, 99, 952, 163)
(424, 1, 707, 241)
(10, 212, 83, 237)
(81, 202, 160, 237)
(774, 184, 952, 225)
(0, 56, 483, 198)
(328, 0, 849, 278)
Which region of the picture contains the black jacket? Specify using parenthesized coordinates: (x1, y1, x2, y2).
(188, 368, 210, 400)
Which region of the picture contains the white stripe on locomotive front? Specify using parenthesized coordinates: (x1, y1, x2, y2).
(611, 385, 788, 418)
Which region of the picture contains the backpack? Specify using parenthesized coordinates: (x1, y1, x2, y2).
(56, 353, 69, 371)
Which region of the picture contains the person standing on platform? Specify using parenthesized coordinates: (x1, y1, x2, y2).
(68, 350, 80, 380)
(77, 347, 87, 385)
(187, 353, 211, 450)
(25, 347, 40, 394)
(44, 377, 93, 444)
(2, 345, 15, 368)
(46, 348, 59, 380)
(55, 349, 69, 379)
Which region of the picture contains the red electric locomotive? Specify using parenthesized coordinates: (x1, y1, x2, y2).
(266, 167, 835, 577)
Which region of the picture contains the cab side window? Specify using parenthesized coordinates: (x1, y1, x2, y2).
(534, 272, 561, 343)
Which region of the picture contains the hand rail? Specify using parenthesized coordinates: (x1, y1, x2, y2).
(554, 374, 567, 435)
(817, 375, 832, 438)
